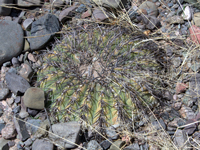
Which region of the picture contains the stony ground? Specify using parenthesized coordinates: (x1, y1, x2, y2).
(1, 0, 200, 149)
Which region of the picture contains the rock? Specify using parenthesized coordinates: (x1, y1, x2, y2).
(106, 126, 118, 140)
(173, 129, 188, 149)
(140, 14, 161, 30)
(167, 15, 184, 24)
(184, 119, 197, 135)
(92, 0, 128, 9)
(76, 4, 87, 13)
(22, 18, 33, 30)
(14, 96, 20, 104)
(81, 8, 92, 18)
(24, 87, 45, 110)
(179, 105, 195, 120)
(193, 12, 200, 27)
(24, 138, 32, 147)
(32, 139, 54, 150)
(49, 121, 81, 149)
(12, 105, 21, 114)
(11, 57, 20, 67)
(172, 57, 182, 68)
(5, 72, 30, 95)
(109, 140, 125, 150)
(17, 0, 40, 7)
(13, 116, 30, 142)
(93, 8, 109, 22)
(0, 138, 9, 150)
(124, 143, 140, 150)
(28, 14, 60, 50)
(87, 140, 103, 150)
(100, 139, 112, 150)
(0, 20, 24, 65)
(27, 108, 39, 117)
(19, 96, 29, 118)
(0, 81, 9, 100)
(59, 6, 77, 23)
(0, 0, 13, 16)
(138, 1, 158, 17)
(19, 63, 33, 81)
(33, 119, 49, 138)
(27, 53, 37, 62)
(25, 119, 41, 135)
(1, 123, 16, 139)
(184, 0, 200, 9)
(175, 82, 188, 94)
(152, 118, 166, 130)
(182, 6, 192, 21)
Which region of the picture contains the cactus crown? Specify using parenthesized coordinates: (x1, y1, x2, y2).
(38, 24, 165, 127)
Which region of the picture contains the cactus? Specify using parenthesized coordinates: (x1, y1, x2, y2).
(37, 25, 165, 127)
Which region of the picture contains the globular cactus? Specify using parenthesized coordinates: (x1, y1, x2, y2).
(37, 25, 165, 127)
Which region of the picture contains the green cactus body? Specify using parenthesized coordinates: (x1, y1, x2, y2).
(38, 25, 163, 126)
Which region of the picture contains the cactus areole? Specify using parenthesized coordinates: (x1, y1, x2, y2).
(37, 25, 165, 127)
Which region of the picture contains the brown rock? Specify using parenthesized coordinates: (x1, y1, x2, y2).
(59, 6, 77, 23)
(189, 25, 200, 44)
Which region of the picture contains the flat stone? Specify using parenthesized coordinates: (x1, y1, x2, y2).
(17, 0, 40, 7)
(167, 15, 184, 24)
(87, 140, 103, 150)
(0, 20, 24, 65)
(24, 87, 45, 110)
(106, 126, 118, 140)
(0, 0, 13, 16)
(28, 14, 60, 50)
(32, 139, 54, 150)
(179, 105, 195, 120)
(49, 121, 81, 149)
(100, 139, 112, 150)
(22, 18, 33, 30)
(5, 72, 30, 95)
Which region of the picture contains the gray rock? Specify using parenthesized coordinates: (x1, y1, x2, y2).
(0, 20, 24, 65)
(27, 108, 39, 117)
(33, 119, 49, 138)
(76, 4, 87, 13)
(5, 72, 30, 95)
(28, 14, 60, 50)
(106, 126, 118, 140)
(0, 81, 9, 100)
(51, 0, 64, 7)
(124, 143, 140, 150)
(13, 116, 30, 142)
(100, 139, 112, 150)
(14, 96, 21, 103)
(0, 138, 9, 150)
(140, 14, 161, 30)
(19, 96, 29, 118)
(49, 121, 81, 149)
(11, 57, 20, 67)
(0, 0, 13, 16)
(179, 105, 195, 120)
(109, 140, 125, 150)
(139, 1, 158, 17)
(12, 105, 21, 114)
(87, 140, 103, 150)
(19, 63, 33, 81)
(17, 0, 40, 7)
(173, 129, 188, 149)
(25, 119, 41, 135)
(152, 118, 166, 130)
(32, 139, 54, 150)
(24, 138, 32, 147)
(24, 87, 45, 110)
(22, 18, 33, 30)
